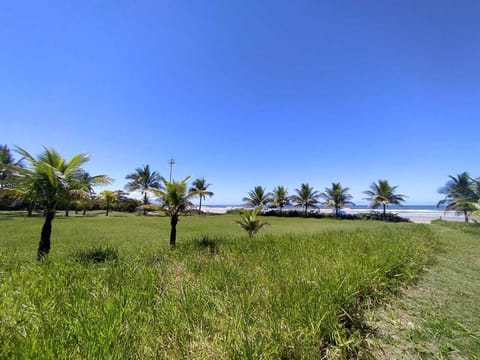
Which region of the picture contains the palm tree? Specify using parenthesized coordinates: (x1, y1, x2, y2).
(234, 206, 268, 238)
(363, 179, 406, 221)
(0, 145, 17, 188)
(0, 145, 23, 210)
(78, 171, 113, 215)
(10, 147, 110, 259)
(321, 182, 355, 218)
(242, 186, 271, 207)
(149, 176, 197, 247)
(125, 164, 162, 215)
(98, 190, 117, 216)
(270, 185, 290, 214)
(189, 177, 214, 214)
(437, 172, 478, 223)
(64, 170, 113, 216)
(290, 183, 321, 216)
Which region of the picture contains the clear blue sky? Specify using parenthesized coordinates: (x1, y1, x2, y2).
(2, 1, 479, 205)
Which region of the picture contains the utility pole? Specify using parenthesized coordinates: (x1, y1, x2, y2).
(168, 157, 175, 182)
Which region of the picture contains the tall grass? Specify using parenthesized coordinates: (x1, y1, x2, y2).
(0, 216, 436, 358)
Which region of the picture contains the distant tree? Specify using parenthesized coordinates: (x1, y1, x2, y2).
(363, 179, 406, 221)
(243, 186, 271, 207)
(10, 147, 110, 259)
(149, 176, 197, 247)
(270, 186, 290, 214)
(437, 172, 478, 223)
(63, 170, 113, 216)
(77, 170, 113, 215)
(125, 164, 162, 215)
(234, 206, 268, 238)
(0, 145, 22, 209)
(290, 183, 321, 216)
(0, 145, 17, 188)
(189, 177, 214, 214)
(98, 190, 117, 216)
(321, 182, 355, 218)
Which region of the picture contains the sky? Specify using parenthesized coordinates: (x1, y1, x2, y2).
(1, 1, 479, 205)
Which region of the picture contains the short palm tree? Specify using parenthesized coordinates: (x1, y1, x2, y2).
(437, 172, 478, 223)
(125, 164, 162, 215)
(189, 177, 214, 214)
(98, 190, 117, 216)
(234, 206, 268, 238)
(363, 179, 406, 221)
(321, 182, 354, 218)
(149, 176, 197, 247)
(10, 147, 110, 259)
(270, 185, 290, 214)
(242, 186, 271, 207)
(290, 183, 321, 216)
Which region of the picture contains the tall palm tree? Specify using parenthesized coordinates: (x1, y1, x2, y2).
(125, 164, 162, 215)
(290, 183, 321, 216)
(242, 186, 271, 207)
(98, 190, 117, 216)
(149, 176, 197, 247)
(10, 147, 110, 259)
(189, 177, 214, 214)
(363, 179, 406, 221)
(437, 172, 478, 223)
(321, 182, 355, 218)
(270, 185, 290, 214)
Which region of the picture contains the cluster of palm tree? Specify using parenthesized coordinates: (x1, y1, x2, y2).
(0, 146, 217, 257)
(437, 172, 480, 223)
(2, 147, 112, 259)
(243, 180, 406, 220)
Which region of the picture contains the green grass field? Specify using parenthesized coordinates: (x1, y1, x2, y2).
(0, 213, 464, 358)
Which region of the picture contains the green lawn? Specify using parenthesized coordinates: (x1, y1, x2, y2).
(0, 213, 440, 358)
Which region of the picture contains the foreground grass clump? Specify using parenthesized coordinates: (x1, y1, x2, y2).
(0, 216, 436, 358)
(75, 246, 119, 263)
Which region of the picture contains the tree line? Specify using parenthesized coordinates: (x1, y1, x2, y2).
(242, 180, 406, 220)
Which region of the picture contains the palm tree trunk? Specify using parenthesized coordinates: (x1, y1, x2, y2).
(335, 207, 339, 218)
(170, 214, 178, 247)
(383, 204, 386, 221)
(198, 196, 203, 214)
(83, 207, 87, 216)
(106, 201, 110, 216)
(464, 210, 468, 223)
(27, 203, 33, 217)
(65, 206, 69, 217)
(304, 205, 308, 217)
(143, 192, 148, 216)
(37, 210, 55, 260)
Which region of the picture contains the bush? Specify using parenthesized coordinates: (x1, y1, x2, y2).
(360, 211, 411, 223)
